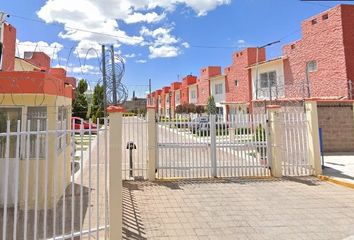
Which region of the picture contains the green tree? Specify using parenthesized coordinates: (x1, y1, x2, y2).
(206, 96, 217, 115)
(90, 83, 105, 123)
(72, 79, 88, 119)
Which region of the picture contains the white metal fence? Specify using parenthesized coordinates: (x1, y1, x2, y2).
(0, 118, 109, 240)
(280, 112, 313, 176)
(157, 114, 271, 179)
(122, 116, 148, 180)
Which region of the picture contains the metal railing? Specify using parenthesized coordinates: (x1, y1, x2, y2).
(0, 118, 109, 240)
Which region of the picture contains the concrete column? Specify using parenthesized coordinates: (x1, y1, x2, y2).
(305, 100, 322, 175)
(107, 105, 124, 240)
(267, 105, 283, 178)
(147, 107, 157, 180)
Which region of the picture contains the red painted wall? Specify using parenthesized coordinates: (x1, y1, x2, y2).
(342, 5, 354, 98)
(181, 75, 197, 105)
(24, 52, 51, 70)
(197, 66, 221, 105)
(225, 48, 266, 103)
(283, 5, 350, 99)
(2, 23, 16, 71)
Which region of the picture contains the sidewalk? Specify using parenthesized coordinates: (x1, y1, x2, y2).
(123, 177, 354, 240)
(322, 154, 354, 187)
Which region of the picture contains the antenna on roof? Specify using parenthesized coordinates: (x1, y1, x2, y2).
(0, 12, 9, 24)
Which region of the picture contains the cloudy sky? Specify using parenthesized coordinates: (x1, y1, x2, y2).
(2, 0, 351, 97)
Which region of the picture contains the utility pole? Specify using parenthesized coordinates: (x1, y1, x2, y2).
(102, 45, 107, 116)
(110, 45, 117, 105)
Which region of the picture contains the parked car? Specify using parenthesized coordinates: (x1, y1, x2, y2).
(189, 116, 229, 135)
(71, 117, 97, 130)
(189, 116, 209, 133)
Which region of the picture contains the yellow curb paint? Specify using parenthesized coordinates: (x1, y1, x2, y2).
(318, 175, 354, 190)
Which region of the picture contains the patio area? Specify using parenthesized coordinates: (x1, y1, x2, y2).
(123, 177, 354, 240)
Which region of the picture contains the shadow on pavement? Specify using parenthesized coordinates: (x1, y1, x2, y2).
(0, 183, 90, 240)
(123, 181, 147, 240)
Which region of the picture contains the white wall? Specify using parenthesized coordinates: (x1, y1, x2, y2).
(210, 76, 226, 106)
(251, 60, 285, 100)
(175, 90, 180, 106)
(189, 85, 198, 104)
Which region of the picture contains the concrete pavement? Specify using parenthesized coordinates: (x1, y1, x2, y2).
(123, 177, 354, 240)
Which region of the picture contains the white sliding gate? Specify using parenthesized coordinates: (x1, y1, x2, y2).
(157, 114, 271, 179)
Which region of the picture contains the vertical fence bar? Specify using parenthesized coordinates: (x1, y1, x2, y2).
(13, 120, 21, 240)
(62, 121, 68, 237)
(23, 120, 31, 240)
(33, 120, 40, 240)
(96, 118, 100, 240)
(88, 119, 93, 237)
(43, 119, 49, 239)
(210, 115, 217, 177)
(79, 121, 84, 239)
(2, 120, 11, 240)
(104, 118, 108, 239)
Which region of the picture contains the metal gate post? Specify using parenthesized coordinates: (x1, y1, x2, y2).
(210, 115, 217, 177)
(147, 107, 157, 180)
(108, 106, 124, 239)
(267, 105, 283, 177)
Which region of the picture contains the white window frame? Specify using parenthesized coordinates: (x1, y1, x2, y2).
(215, 83, 224, 95)
(260, 71, 277, 89)
(27, 106, 47, 159)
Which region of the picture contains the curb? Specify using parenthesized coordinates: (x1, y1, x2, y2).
(318, 175, 354, 190)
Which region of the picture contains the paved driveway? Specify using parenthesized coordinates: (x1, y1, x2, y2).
(123, 177, 354, 240)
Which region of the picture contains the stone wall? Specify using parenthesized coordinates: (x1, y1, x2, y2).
(317, 102, 354, 152)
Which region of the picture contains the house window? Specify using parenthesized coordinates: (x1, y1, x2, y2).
(176, 93, 180, 103)
(307, 60, 317, 72)
(234, 80, 238, 87)
(260, 71, 277, 88)
(57, 106, 68, 152)
(190, 90, 196, 99)
(27, 106, 47, 158)
(215, 83, 223, 94)
(311, 19, 317, 25)
(0, 108, 22, 158)
(322, 14, 328, 20)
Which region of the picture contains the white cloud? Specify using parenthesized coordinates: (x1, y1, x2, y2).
(149, 45, 179, 58)
(136, 59, 147, 63)
(182, 42, 190, 48)
(36, 0, 230, 59)
(16, 40, 63, 59)
(124, 53, 136, 58)
(54, 64, 101, 75)
(124, 12, 166, 24)
(236, 39, 251, 48)
(74, 40, 102, 59)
